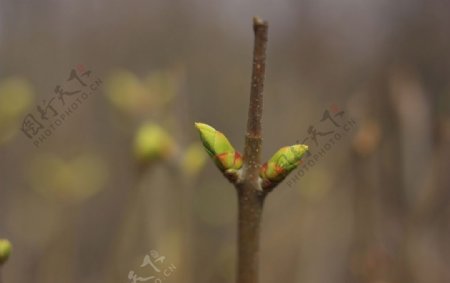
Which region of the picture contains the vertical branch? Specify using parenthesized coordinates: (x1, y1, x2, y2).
(237, 17, 268, 283)
(243, 17, 268, 183)
(236, 185, 265, 283)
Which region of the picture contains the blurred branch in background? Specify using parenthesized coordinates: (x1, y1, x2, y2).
(348, 65, 450, 283)
(102, 67, 208, 283)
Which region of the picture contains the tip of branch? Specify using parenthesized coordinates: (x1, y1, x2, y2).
(253, 16, 268, 29)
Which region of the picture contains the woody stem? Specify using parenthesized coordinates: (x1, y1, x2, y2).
(236, 17, 268, 283)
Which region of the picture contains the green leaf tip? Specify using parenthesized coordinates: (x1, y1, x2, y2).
(0, 239, 12, 265)
(260, 144, 309, 184)
(194, 122, 243, 174)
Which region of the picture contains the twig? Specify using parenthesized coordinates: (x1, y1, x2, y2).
(235, 16, 268, 283)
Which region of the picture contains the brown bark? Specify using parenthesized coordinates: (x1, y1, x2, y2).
(235, 17, 268, 283)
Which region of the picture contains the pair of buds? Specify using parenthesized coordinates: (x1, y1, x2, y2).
(195, 123, 308, 190)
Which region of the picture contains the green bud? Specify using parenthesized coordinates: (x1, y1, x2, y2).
(133, 122, 176, 163)
(260, 145, 309, 184)
(182, 142, 208, 177)
(0, 239, 12, 265)
(194, 123, 243, 174)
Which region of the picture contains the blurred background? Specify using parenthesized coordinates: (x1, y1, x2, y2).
(1, 0, 450, 282)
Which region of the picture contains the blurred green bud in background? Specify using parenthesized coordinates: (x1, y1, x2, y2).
(134, 122, 176, 164)
(181, 142, 208, 177)
(0, 239, 12, 265)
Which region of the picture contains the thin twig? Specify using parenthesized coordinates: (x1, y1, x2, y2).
(243, 16, 268, 184)
(236, 16, 268, 283)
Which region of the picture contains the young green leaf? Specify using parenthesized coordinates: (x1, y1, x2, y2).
(195, 123, 243, 176)
(260, 144, 308, 186)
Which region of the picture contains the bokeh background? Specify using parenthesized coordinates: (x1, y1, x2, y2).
(1, 0, 450, 282)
